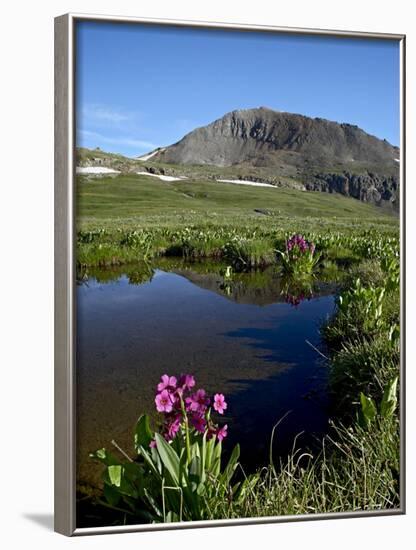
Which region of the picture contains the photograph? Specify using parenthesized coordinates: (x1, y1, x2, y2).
(73, 18, 402, 529)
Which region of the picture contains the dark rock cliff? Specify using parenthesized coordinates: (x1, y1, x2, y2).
(306, 172, 399, 209)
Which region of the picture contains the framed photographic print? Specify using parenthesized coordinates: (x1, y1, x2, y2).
(54, 13, 405, 536)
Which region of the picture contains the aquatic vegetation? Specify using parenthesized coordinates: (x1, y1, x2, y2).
(323, 245, 359, 265)
(358, 376, 398, 429)
(165, 227, 225, 260)
(78, 228, 107, 244)
(323, 245, 400, 423)
(120, 230, 154, 260)
(77, 242, 144, 267)
(345, 258, 385, 287)
(324, 275, 399, 349)
(278, 234, 321, 275)
(339, 279, 386, 330)
(76, 222, 398, 272)
(222, 236, 276, 269)
(329, 334, 400, 415)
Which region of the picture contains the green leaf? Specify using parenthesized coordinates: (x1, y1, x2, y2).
(150, 444, 163, 474)
(143, 487, 163, 518)
(380, 377, 398, 418)
(211, 439, 222, 477)
(155, 433, 180, 485)
(124, 462, 144, 480)
(205, 436, 215, 471)
(190, 441, 201, 461)
(178, 447, 188, 486)
(220, 443, 240, 486)
(232, 472, 260, 502)
(200, 432, 207, 484)
(360, 392, 377, 427)
(134, 414, 153, 451)
(165, 510, 180, 523)
(108, 464, 122, 486)
(103, 483, 121, 507)
(189, 456, 201, 490)
(104, 465, 139, 498)
(137, 443, 162, 479)
(90, 448, 120, 466)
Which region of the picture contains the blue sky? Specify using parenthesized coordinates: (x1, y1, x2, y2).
(76, 21, 400, 157)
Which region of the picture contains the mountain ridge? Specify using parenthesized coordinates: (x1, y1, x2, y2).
(150, 107, 399, 168)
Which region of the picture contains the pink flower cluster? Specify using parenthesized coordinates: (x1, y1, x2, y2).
(286, 234, 316, 255)
(153, 374, 228, 445)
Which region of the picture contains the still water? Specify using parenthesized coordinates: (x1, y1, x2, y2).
(76, 261, 336, 489)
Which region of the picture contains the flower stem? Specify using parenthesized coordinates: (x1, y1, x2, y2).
(180, 396, 191, 463)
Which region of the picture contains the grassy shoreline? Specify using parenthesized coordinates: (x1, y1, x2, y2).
(77, 223, 398, 269)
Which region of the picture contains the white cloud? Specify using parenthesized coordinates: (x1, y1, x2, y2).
(80, 104, 143, 128)
(77, 129, 157, 151)
(84, 104, 129, 124)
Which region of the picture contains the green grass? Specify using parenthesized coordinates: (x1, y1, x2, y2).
(220, 418, 399, 518)
(77, 173, 397, 228)
(329, 335, 400, 415)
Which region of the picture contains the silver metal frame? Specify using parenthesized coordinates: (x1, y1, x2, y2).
(54, 12, 406, 536)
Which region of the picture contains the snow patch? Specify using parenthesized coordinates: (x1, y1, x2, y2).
(394, 158, 400, 163)
(76, 166, 120, 174)
(136, 171, 187, 182)
(217, 178, 276, 188)
(137, 148, 165, 161)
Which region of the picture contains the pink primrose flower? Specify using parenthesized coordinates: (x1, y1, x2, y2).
(166, 416, 181, 440)
(216, 424, 228, 441)
(155, 389, 174, 413)
(191, 414, 207, 433)
(213, 393, 227, 415)
(186, 389, 210, 413)
(157, 374, 177, 392)
(178, 374, 196, 391)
